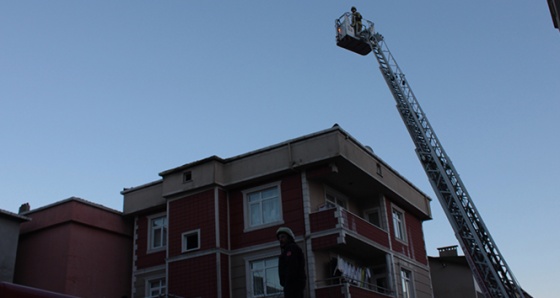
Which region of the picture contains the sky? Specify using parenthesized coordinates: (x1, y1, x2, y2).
(1, 1, 558, 296)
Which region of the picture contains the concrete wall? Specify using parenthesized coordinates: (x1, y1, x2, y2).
(429, 256, 481, 298)
(0, 211, 28, 282)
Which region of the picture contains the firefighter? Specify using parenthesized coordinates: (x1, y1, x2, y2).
(351, 6, 362, 35)
(276, 227, 306, 298)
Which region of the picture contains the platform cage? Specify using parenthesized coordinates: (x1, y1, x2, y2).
(335, 12, 375, 56)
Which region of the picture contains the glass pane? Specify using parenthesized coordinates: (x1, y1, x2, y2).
(252, 260, 264, 270)
(253, 270, 265, 295)
(262, 198, 279, 223)
(153, 217, 164, 227)
(261, 187, 277, 199)
(265, 258, 278, 267)
(248, 192, 260, 202)
(265, 267, 282, 294)
(401, 270, 411, 298)
(250, 204, 261, 226)
(252, 279, 264, 295)
(368, 211, 380, 225)
(393, 211, 403, 238)
(153, 229, 162, 247)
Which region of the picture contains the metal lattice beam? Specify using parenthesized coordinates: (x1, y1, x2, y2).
(362, 29, 524, 298)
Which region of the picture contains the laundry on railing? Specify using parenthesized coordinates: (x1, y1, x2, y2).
(329, 256, 372, 287)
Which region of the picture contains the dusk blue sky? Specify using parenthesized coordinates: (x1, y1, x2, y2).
(1, 1, 558, 296)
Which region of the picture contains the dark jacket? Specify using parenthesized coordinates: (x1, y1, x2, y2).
(278, 241, 306, 294)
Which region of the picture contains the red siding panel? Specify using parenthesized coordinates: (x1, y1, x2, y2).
(406, 212, 428, 265)
(168, 255, 217, 298)
(310, 209, 338, 232)
(312, 234, 339, 251)
(218, 189, 229, 250)
(348, 211, 389, 248)
(168, 189, 216, 257)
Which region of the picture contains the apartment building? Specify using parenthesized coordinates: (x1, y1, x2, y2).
(0, 209, 29, 283)
(428, 246, 532, 298)
(122, 126, 433, 298)
(14, 197, 133, 298)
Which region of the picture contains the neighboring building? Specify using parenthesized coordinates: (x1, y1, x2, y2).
(428, 246, 532, 298)
(14, 197, 133, 298)
(428, 246, 484, 298)
(0, 281, 79, 298)
(123, 125, 433, 298)
(0, 208, 29, 282)
(548, 0, 560, 31)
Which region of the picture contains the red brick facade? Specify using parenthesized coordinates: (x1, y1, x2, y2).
(168, 254, 218, 297)
(124, 127, 433, 298)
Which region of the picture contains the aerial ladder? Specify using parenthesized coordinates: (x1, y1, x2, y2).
(335, 12, 525, 298)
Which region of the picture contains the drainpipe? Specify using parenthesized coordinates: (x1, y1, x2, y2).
(382, 195, 397, 297)
(301, 171, 316, 298)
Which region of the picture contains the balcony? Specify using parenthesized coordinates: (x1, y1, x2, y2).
(315, 279, 393, 298)
(310, 207, 389, 255)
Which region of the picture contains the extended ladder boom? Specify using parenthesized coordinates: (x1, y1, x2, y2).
(336, 13, 524, 298)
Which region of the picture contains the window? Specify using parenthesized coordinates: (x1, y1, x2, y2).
(182, 229, 200, 252)
(149, 215, 167, 250)
(250, 257, 282, 297)
(147, 278, 166, 298)
(401, 269, 414, 298)
(325, 188, 347, 209)
(365, 208, 382, 229)
(183, 171, 192, 183)
(376, 163, 383, 176)
(392, 208, 406, 241)
(245, 184, 282, 229)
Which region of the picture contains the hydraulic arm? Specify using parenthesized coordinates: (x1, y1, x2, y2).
(335, 12, 525, 298)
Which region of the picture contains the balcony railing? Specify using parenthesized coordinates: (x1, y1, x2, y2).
(315, 278, 393, 298)
(309, 207, 389, 248)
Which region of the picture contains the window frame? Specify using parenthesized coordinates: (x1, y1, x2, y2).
(400, 268, 414, 298)
(324, 186, 348, 209)
(364, 207, 385, 230)
(181, 229, 201, 253)
(243, 182, 283, 231)
(376, 162, 383, 176)
(182, 171, 192, 183)
(246, 254, 282, 298)
(392, 206, 407, 243)
(147, 213, 167, 252)
(146, 276, 166, 298)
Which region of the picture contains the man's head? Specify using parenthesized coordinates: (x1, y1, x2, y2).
(351, 7, 357, 13)
(276, 227, 295, 247)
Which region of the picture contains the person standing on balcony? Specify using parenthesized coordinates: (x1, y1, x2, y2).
(277, 227, 306, 298)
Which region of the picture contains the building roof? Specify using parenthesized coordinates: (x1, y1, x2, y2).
(19, 196, 123, 216)
(158, 125, 429, 199)
(0, 208, 30, 222)
(122, 125, 432, 219)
